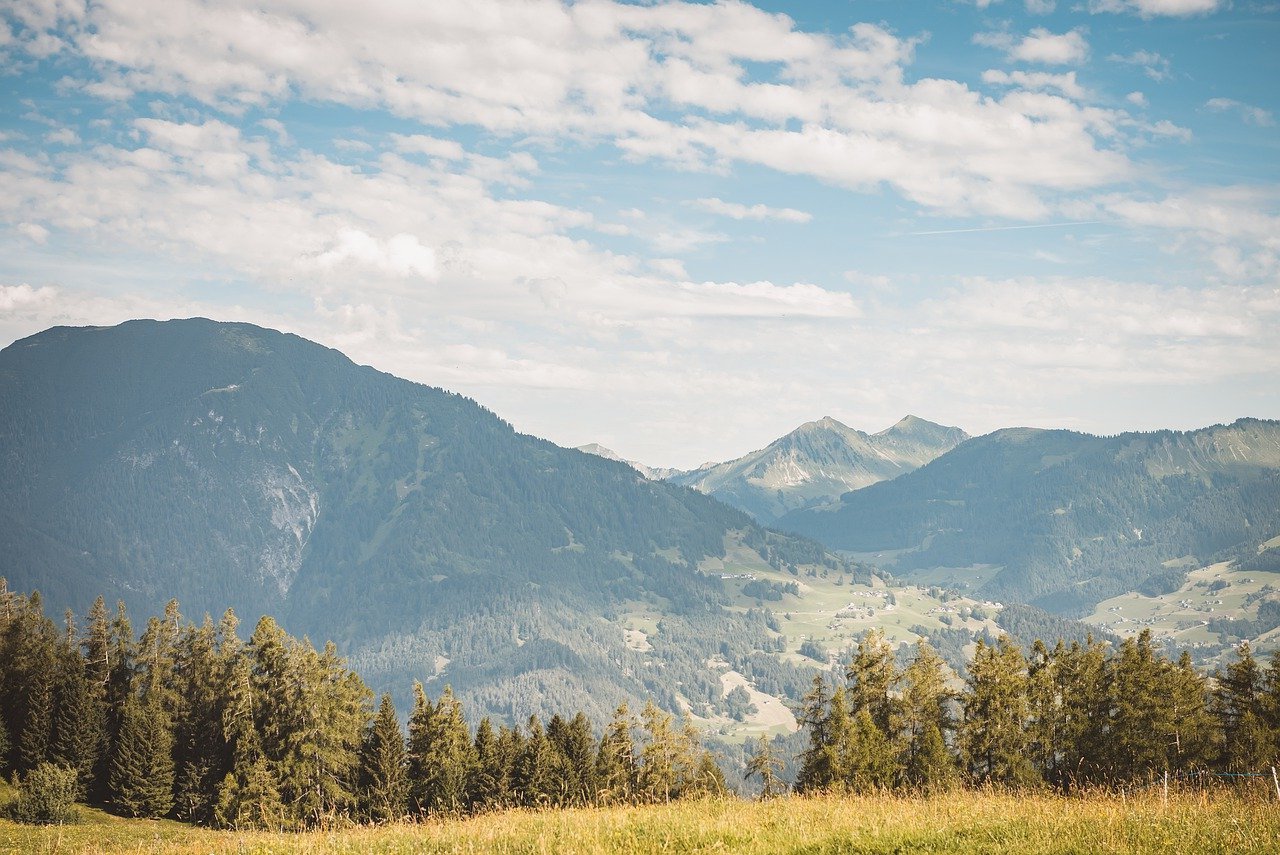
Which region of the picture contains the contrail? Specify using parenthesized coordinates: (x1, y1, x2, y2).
(903, 220, 1102, 236)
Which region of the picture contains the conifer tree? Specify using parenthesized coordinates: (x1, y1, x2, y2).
(406, 681, 436, 813)
(513, 715, 556, 807)
(796, 675, 841, 793)
(171, 615, 227, 824)
(959, 637, 1038, 787)
(214, 654, 285, 830)
(109, 695, 175, 818)
(898, 641, 956, 791)
(745, 735, 783, 799)
(1107, 630, 1175, 781)
(638, 700, 680, 803)
(80, 596, 112, 803)
(1053, 636, 1109, 788)
(846, 628, 898, 734)
(468, 717, 506, 811)
(1216, 642, 1269, 772)
(595, 703, 637, 804)
(844, 705, 897, 792)
(360, 693, 408, 823)
(1168, 650, 1218, 773)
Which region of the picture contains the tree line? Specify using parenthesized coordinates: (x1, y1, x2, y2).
(0, 582, 725, 828)
(791, 627, 1280, 794)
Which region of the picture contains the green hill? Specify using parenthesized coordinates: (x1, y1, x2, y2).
(777, 422, 1280, 623)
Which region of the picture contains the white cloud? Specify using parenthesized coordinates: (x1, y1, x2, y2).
(982, 69, 1086, 100)
(1205, 98, 1276, 127)
(16, 222, 49, 243)
(976, 28, 1089, 65)
(1087, 0, 1222, 17)
(0, 282, 58, 312)
(0, 0, 1150, 218)
(1108, 50, 1172, 82)
(1025, 0, 1056, 13)
(692, 197, 812, 223)
(1126, 91, 1147, 107)
(44, 127, 79, 145)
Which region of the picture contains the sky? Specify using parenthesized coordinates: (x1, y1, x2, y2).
(1, 0, 1277, 469)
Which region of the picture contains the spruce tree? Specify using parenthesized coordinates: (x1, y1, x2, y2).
(109, 695, 175, 818)
(898, 641, 957, 791)
(959, 637, 1038, 787)
(468, 717, 505, 811)
(796, 674, 840, 793)
(1216, 642, 1269, 772)
(595, 703, 638, 804)
(513, 715, 556, 807)
(360, 693, 408, 823)
(638, 701, 679, 803)
(745, 735, 783, 799)
(846, 628, 898, 734)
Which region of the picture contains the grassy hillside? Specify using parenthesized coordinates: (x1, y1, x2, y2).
(3, 788, 1278, 854)
(779, 421, 1280, 619)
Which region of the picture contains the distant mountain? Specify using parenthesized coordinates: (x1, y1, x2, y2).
(0, 319, 861, 725)
(665, 415, 969, 523)
(574, 443, 684, 481)
(778, 420, 1280, 617)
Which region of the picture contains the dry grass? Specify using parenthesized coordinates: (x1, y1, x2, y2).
(3, 788, 1279, 854)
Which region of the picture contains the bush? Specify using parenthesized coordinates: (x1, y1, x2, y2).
(8, 763, 78, 825)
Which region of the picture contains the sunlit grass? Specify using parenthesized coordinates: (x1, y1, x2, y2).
(3, 788, 1279, 854)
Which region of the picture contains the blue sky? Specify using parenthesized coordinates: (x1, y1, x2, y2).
(1, 0, 1277, 467)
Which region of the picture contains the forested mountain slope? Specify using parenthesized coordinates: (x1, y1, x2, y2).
(778, 422, 1280, 617)
(664, 415, 968, 523)
(0, 319, 860, 723)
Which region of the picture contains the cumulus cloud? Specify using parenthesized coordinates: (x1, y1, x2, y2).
(982, 69, 1086, 100)
(975, 28, 1089, 65)
(0, 0, 1151, 218)
(691, 197, 812, 223)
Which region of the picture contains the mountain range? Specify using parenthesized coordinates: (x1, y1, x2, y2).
(4, 318, 1279, 730)
(581, 415, 969, 523)
(0, 319, 856, 725)
(778, 421, 1280, 617)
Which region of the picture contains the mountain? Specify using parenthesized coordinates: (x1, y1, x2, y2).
(665, 415, 969, 523)
(574, 443, 684, 481)
(0, 318, 873, 726)
(777, 420, 1280, 618)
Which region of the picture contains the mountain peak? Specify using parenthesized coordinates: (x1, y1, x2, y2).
(797, 415, 849, 432)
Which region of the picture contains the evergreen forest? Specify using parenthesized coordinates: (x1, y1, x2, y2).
(6, 578, 1280, 832)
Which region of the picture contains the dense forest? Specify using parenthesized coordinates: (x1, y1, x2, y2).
(7, 578, 1280, 831)
(792, 627, 1280, 794)
(0, 582, 725, 828)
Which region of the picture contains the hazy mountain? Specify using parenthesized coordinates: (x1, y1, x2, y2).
(666, 415, 969, 523)
(778, 420, 1280, 617)
(574, 443, 684, 481)
(1, 319, 879, 726)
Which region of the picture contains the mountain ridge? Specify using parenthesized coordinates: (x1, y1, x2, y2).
(661, 414, 969, 523)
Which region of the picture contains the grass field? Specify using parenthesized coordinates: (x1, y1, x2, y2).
(4, 788, 1279, 854)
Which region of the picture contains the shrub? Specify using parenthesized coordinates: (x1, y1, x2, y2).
(8, 763, 78, 825)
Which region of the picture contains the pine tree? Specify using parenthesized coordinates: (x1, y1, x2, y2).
(745, 735, 784, 799)
(1053, 636, 1109, 789)
(360, 693, 408, 823)
(638, 700, 680, 803)
(214, 654, 285, 830)
(513, 715, 556, 807)
(796, 674, 840, 793)
(846, 628, 898, 734)
(406, 681, 436, 814)
(80, 596, 112, 804)
(898, 641, 956, 791)
(1168, 651, 1217, 773)
(468, 717, 506, 811)
(1216, 642, 1269, 772)
(844, 706, 898, 793)
(595, 703, 637, 804)
(959, 637, 1038, 787)
(109, 695, 175, 818)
